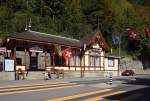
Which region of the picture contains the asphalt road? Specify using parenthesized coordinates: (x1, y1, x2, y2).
(105, 87, 150, 101)
(0, 76, 149, 101)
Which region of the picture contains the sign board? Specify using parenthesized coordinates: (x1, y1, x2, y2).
(7, 50, 11, 52)
(29, 46, 43, 52)
(92, 43, 100, 49)
(0, 47, 6, 52)
(4, 59, 14, 71)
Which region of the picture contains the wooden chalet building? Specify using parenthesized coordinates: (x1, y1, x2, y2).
(0, 30, 119, 80)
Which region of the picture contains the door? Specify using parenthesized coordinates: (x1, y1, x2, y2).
(30, 56, 38, 71)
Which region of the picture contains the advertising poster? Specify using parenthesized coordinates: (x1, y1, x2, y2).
(4, 59, 14, 71)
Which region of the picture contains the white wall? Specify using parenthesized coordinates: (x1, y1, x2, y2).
(83, 48, 105, 68)
(104, 58, 118, 71)
(84, 51, 89, 66)
(38, 52, 45, 69)
(100, 51, 104, 67)
(16, 51, 30, 69)
(16, 51, 24, 65)
(16, 51, 48, 70)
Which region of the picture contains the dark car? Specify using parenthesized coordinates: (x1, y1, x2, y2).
(121, 70, 135, 76)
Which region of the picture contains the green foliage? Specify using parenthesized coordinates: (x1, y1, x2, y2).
(140, 38, 150, 59)
(0, 0, 150, 58)
(112, 48, 131, 57)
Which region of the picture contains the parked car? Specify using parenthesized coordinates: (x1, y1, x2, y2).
(121, 70, 135, 76)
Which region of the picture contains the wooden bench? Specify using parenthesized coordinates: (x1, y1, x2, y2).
(16, 68, 25, 80)
(46, 67, 64, 79)
(16, 66, 26, 80)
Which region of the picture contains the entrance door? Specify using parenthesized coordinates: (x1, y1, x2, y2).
(30, 56, 38, 71)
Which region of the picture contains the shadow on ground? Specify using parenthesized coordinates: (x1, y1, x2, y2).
(103, 77, 150, 101)
(116, 76, 150, 86)
(104, 87, 150, 101)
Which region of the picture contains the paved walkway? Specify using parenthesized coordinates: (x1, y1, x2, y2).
(0, 77, 106, 86)
(0, 75, 149, 87)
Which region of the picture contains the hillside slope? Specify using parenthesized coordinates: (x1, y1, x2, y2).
(0, 0, 149, 58)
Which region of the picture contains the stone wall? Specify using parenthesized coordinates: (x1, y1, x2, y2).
(120, 57, 150, 74)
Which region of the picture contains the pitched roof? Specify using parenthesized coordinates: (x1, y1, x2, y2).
(80, 31, 110, 51)
(2, 30, 110, 51)
(5, 31, 81, 48)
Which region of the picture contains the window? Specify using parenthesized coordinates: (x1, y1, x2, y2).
(89, 55, 95, 66)
(70, 56, 75, 66)
(89, 50, 101, 66)
(108, 58, 114, 67)
(70, 55, 81, 66)
(76, 56, 80, 66)
(95, 56, 100, 66)
(4, 59, 14, 71)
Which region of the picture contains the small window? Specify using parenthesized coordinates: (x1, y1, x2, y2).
(108, 58, 114, 67)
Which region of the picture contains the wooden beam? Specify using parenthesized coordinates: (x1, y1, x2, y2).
(80, 51, 83, 78)
(88, 54, 90, 71)
(24, 49, 27, 69)
(94, 49, 96, 71)
(53, 53, 55, 66)
(75, 55, 76, 71)
(45, 51, 47, 69)
(13, 47, 16, 65)
(83, 53, 85, 77)
(100, 50, 101, 71)
(9, 37, 80, 49)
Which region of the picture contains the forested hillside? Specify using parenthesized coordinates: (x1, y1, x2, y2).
(0, 0, 150, 58)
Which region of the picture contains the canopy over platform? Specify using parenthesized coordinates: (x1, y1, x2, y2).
(1, 30, 110, 52)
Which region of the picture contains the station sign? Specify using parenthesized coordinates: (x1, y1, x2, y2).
(29, 47, 43, 53)
(0, 47, 6, 52)
(4, 59, 14, 71)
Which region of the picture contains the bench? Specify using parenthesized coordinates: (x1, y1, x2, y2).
(45, 67, 64, 79)
(16, 66, 26, 80)
(16, 68, 25, 80)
